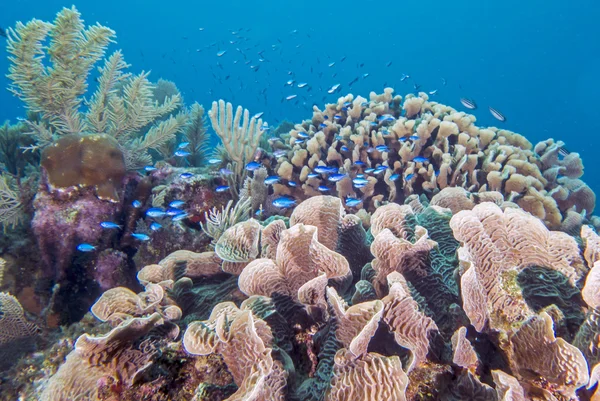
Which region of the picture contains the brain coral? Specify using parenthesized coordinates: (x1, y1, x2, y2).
(41, 133, 126, 202)
(269, 89, 595, 229)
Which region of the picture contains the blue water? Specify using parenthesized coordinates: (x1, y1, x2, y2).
(1, 0, 599, 193)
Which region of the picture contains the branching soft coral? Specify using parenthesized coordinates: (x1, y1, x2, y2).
(6, 6, 185, 170)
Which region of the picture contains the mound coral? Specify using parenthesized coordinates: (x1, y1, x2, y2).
(268, 89, 595, 230)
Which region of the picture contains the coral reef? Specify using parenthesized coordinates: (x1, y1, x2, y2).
(2, 7, 600, 400)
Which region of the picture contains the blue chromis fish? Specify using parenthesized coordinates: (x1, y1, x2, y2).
(405, 173, 415, 181)
(131, 233, 151, 241)
(166, 208, 183, 216)
(328, 173, 347, 182)
(272, 197, 297, 208)
(364, 168, 375, 174)
(245, 161, 261, 171)
(389, 173, 400, 181)
(345, 197, 362, 207)
(354, 161, 365, 166)
(100, 221, 121, 229)
(297, 132, 310, 139)
(409, 135, 420, 141)
(288, 181, 297, 187)
(208, 158, 222, 164)
(171, 212, 189, 221)
(150, 222, 162, 231)
(352, 178, 369, 185)
(220, 168, 233, 176)
(307, 173, 319, 179)
(146, 208, 166, 218)
(175, 150, 191, 157)
(216, 185, 230, 193)
(412, 156, 429, 163)
(376, 145, 389, 152)
(77, 243, 96, 252)
(273, 150, 287, 158)
(177, 142, 190, 149)
(340, 146, 349, 152)
(132, 200, 142, 208)
(265, 176, 280, 185)
(180, 172, 193, 179)
(169, 200, 185, 208)
(318, 185, 329, 192)
(144, 166, 157, 172)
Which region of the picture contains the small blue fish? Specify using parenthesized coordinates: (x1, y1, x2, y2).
(307, 173, 319, 179)
(216, 185, 230, 193)
(132, 200, 142, 208)
(245, 161, 261, 171)
(265, 176, 280, 185)
(356, 174, 365, 178)
(100, 221, 121, 229)
(131, 233, 151, 241)
(273, 150, 287, 158)
(409, 135, 420, 141)
(435, 170, 441, 177)
(364, 168, 375, 174)
(406, 174, 415, 181)
(328, 173, 347, 182)
(172, 212, 189, 221)
(376, 145, 389, 152)
(295, 139, 305, 144)
(177, 142, 190, 149)
(146, 208, 166, 218)
(318, 185, 329, 192)
(374, 167, 387, 175)
(150, 222, 162, 231)
(345, 197, 362, 207)
(272, 197, 297, 208)
(220, 168, 233, 176)
(354, 183, 367, 188)
(353, 178, 369, 185)
(413, 156, 428, 163)
(180, 172, 193, 179)
(340, 146, 349, 152)
(297, 132, 310, 139)
(288, 181, 297, 187)
(390, 173, 400, 181)
(343, 101, 352, 107)
(399, 137, 408, 143)
(208, 158, 222, 164)
(144, 166, 157, 172)
(319, 123, 327, 129)
(169, 200, 185, 208)
(175, 150, 191, 157)
(77, 243, 96, 252)
(166, 208, 183, 216)
(354, 161, 365, 166)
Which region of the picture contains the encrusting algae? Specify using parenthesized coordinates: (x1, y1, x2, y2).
(1, 5, 600, 401)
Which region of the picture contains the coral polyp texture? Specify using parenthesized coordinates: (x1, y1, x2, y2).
(2, 6, 600, 401)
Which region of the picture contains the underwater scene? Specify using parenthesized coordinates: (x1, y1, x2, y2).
(0, 1, 599, 400)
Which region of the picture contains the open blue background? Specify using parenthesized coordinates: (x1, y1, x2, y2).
(1, 0, 599, 194)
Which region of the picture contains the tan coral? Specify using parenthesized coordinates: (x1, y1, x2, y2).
(370, 227, 436, 297)
(508, 311, 589, 397)
(381, 272, 440, 372)
(370, 203, 415, 238)
(451, 326, 478, 370)
(326, 349, 408, 401)
(238, 224, 351, 302)
(289, 195, 343, 250)
(327, 287, 384, 357)
(450, 202, 587, 332)
(40, 313, 165, 401)
(183, 303, 287, 400)
(215, 218, 262, 275)
(430, 187, 475, 214)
